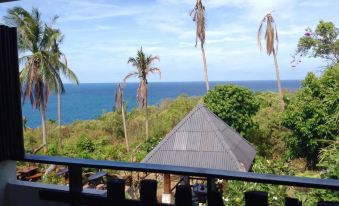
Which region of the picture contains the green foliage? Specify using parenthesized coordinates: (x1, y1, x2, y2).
(41, 171, 64, 185)
(204, 84, 259, 135)
(75, 134, 95, 158)
(298, 139, 339, 205)
(247, 92, 287, 157)
(293, 20, 339, 65)
(99, 112, 124, 138)
(224, 157, 291, 206)
(283, 64, 339, 168)
(47, 139, 59, 156)
(318, 139, 339, 179)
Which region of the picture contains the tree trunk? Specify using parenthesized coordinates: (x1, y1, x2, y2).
(145, 107, 149, 140)
(273, 50, 285, 108)
(121, 104, 129, 152)
(201, 46, 210, 91)
(40, 104, 48, 153)
(43, 164, 56, 178)
(57, 84, 62, 148)
(145, 83, 149, 140)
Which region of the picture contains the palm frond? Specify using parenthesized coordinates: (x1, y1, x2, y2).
(149, 67, 161, 79)
(127, 57, 138, 67)
(191, 0, 206, 48)
(257, 18, 265, 50)
(59, 62, 79, 85)
(274, 22, 279, 53)
(123, 72, 138, 83)
(114, 83, 124, 112)
(257, 12, 279, 56)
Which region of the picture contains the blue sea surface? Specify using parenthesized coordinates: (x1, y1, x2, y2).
(22, 80, 301, 128)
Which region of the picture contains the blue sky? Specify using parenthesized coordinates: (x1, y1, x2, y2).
(1, 0, 338, 83)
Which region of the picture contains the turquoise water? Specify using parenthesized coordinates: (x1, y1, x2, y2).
(22, 80, 301, 128)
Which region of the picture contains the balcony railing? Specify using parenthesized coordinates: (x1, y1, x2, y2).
(18, 154, 339, 206)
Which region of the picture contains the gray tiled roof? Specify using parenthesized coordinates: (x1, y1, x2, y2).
(142, 104, 256, 171)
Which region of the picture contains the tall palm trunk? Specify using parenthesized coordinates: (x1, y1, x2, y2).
(121, 104, 129, 152)
(272, 50, 284, 108)
(145, 84, 149, 140)
(57, 83, 62, 148)
(201, 46, 210, 91)
(40, 104, 47, 153)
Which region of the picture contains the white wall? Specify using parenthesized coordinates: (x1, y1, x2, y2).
(5, 181, 106, 206)
(0, 161, 15, 206)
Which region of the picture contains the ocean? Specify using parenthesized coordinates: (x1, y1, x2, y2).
(22, 80, 301, 128)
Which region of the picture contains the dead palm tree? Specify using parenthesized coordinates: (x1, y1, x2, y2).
(124, 47, 161, 140)
(190, 0, 210, 91)
(258, 12, 284, 107)
(114, 83, 129, 152)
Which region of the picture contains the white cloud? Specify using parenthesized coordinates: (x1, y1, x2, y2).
(278, 25, 306, 37)
(59, 1, 145, 22)
(1, 0, 335, 82)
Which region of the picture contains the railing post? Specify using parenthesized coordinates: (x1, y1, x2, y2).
(285, 197, 302, 206)
(107, 179, 126, 205)
(140, 179, 158, 206)
(69, 165, 82, 206)
(245, 191, 268, 206)
(175, 185, 192, 206)
(207, 177, 213, 206)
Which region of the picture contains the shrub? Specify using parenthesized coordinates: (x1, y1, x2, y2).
(247, 92, 287, 158)
(283, 64, 339, 168)
(99, 112, 124, 138)
(204, 84, 259, 136)
(75, 134, 95, 158)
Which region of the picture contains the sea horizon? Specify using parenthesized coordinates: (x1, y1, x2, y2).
(23, 80, 301, 128)
(65, 79, 302, 84)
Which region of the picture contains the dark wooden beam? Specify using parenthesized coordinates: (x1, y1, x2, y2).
(0, 0, 18, 3)
(163, 174, 171, 194)
(24, 155, 339, 191)
(40, 189, 173, 206)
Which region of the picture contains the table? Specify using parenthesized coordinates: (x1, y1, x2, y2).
(18, 166, 38, 179)
(88, 171, 107, 182)
(88, 171, 107, 189)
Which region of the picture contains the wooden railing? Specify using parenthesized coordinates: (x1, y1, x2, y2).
(22, 155, 339, 206)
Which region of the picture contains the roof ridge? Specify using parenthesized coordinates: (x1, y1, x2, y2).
(158, 150, 228, 152)
(204, 105, 256, 148)
(204, 106, 256, 170)
(199, 105, 246, 170)
(142, 104, 255, 171)
(141, 103, 201, 163)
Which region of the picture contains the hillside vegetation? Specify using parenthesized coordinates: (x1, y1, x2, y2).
(23, 64, 339, 205)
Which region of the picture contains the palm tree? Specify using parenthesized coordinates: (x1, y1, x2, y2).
(114, 83, 129, 152)
(258, 12, 284, 107)
(124, 47, 161, 140)
(49, 30, 79, 148)
(5, 7, 63, 152)
(190, 0, 210, 91)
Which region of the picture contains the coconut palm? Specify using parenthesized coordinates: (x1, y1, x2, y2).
(49, 30, 79, 148)
(114, 83, 129, 152)
(124, 47, 161, 140)
(5, 7, 63, 152)
(258, 12, 284, 107)
(190, 0, 210, 91)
